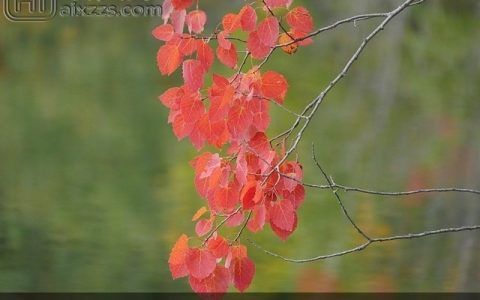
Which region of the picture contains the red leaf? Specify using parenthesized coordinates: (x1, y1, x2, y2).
(247, 31, 271, 60)
(216, 43, 238, 69)
(217, 30, 232, 50)
(239, 5, 257, 32)
(186, 10, 207, 34)
(152, 24, 175, 41)
(196, 40, 214, 71)
(189, 122, 206, 150)
(168, 234, 190, 279)
(257, 16, 279, 47)
(189, 265, 230, 297)
(197, 114, 229, 148)
(207, 235, 229, 258)
(286, 6, 314, 33)
(264, 0, 293, 9)
(182, 59, 205, 91)
(195, 218, 213, 237)
(171, 112, 195, 140)
(269, 199, 295, 231)
(202, 114, 230, 148)
(157, 44, 182, 75)
(227, 99, 253, 139)
(159, 87, 183, 109)
(229, 256, 255, 292)
(172, 0, 192, 10)
(212, 73, 229, 87)
(270, 212, 297, 240)
(241, 180, 263, 210)
(180, 92, 204, 124)
(191, 152, 213, 176)
(247, 203, 266, 233)
(261, 71, 288, 103)
(248, 131, 271, 161)
(213, 180, 240, 213)
(250, 98, 270, 132)
(222, 13, 241, 33)
(186, 248, 217, 279)
(279, 161, 303, 192)
(291, 29, 313, 46)
(283, 184, 305, 209)
(209, 83, 234, 120)
(235, 148, 248, 186)
(177, 35, 197, 55)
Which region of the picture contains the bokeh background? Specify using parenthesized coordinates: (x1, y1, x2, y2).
(1, 0, 479, 292)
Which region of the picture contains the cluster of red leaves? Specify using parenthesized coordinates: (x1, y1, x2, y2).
(153, 0, 313, 295)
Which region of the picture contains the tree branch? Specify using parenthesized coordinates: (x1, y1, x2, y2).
(247, 224, 480, 263)
(312, 143, 371, 241)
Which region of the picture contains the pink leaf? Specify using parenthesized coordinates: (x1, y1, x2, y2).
(152, 24, 175, 41)
(229, 256, 255, 292)
(186, 10, 207, 34)
(183, 59, 205, 91)
(186, 248, 217, 279)
(195, 218, 213, 237)
(247, 31, 271, 60)
(171, 9, 186, 33)
(196, 40, 214, 71)
(239, 5, 257, 32)
(269, 199, 295, 231)
(257, 16, 279, 47)
(264, 0, 293, 9)
(216, 43, 237, 69)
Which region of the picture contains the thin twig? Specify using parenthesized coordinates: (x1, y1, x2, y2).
(231, 211, 253, 244)
(202, 206, 242, 246)
(247, 225, 480, 263)
(305, 183, 480, 196)
(312, 144, 371, 241)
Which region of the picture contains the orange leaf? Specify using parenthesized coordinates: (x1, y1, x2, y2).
(278, 32, 298, 55)
(261, 71, 288, 103)
(157, 44, 182, 75)
(168, 234, 190, 279)
(192, 206, 208, 221)
(286, 6, 314, 33)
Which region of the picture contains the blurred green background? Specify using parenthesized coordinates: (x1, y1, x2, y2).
(0, 0, 479, 292)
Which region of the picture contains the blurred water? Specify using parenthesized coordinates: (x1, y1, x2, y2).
(0, 0, 479, 292)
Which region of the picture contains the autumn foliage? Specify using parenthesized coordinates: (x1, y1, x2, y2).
(153, 0, 314, 295)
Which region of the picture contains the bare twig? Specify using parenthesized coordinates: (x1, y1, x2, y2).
(304, 183, 480, 197)
(247, 224, 480, 263)
(231, 211, 253, 244)
(312, 144, 371, 241)
(202, 206, 242, 246)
